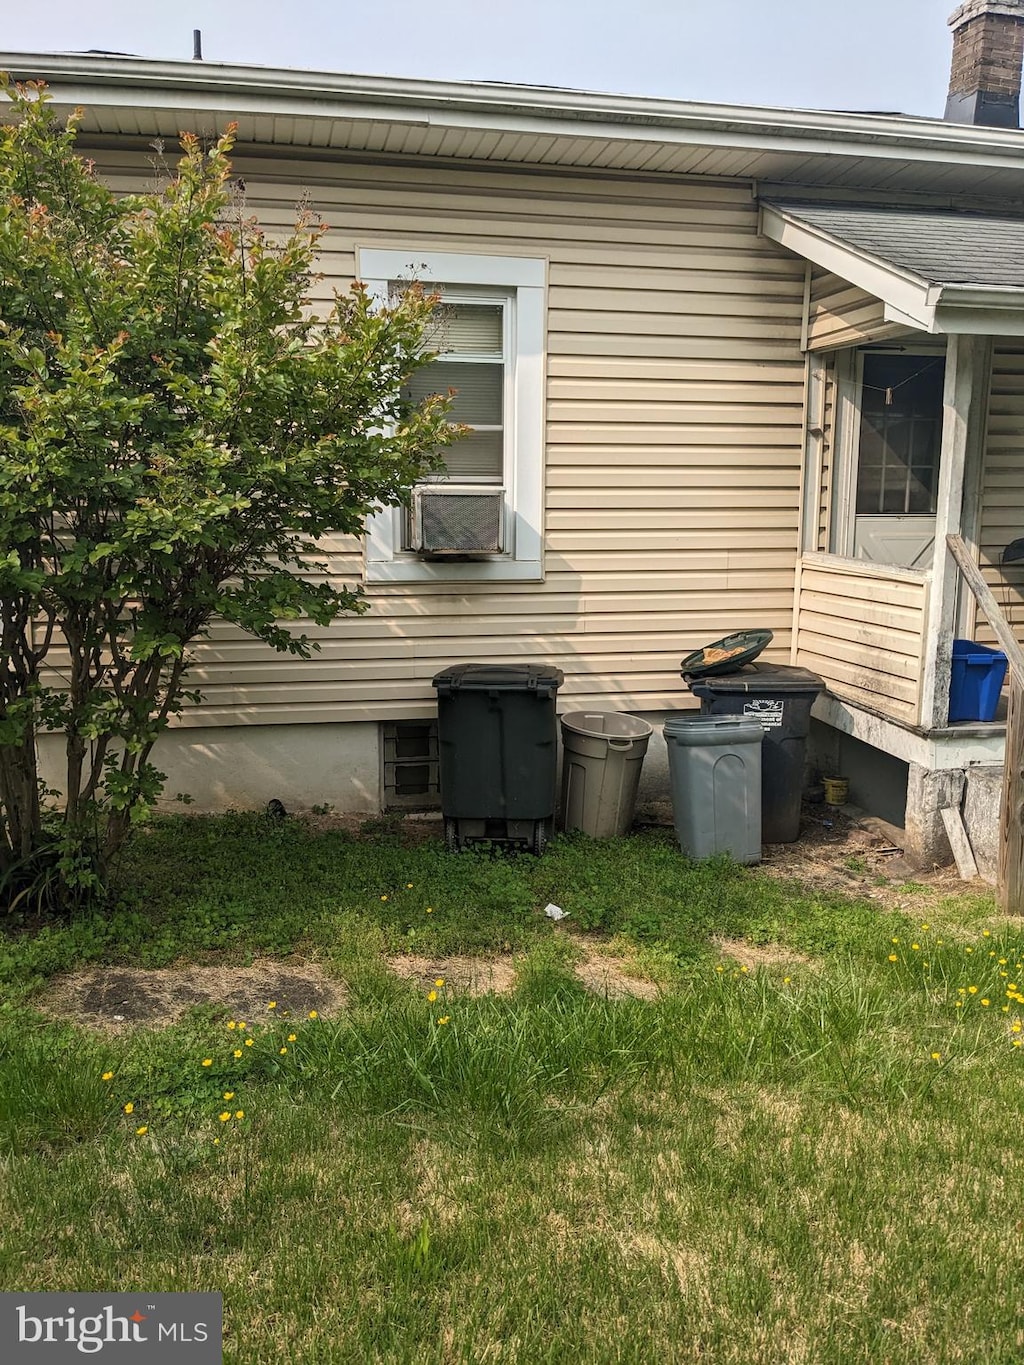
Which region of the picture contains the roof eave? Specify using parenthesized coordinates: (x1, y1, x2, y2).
(7, 51, 1024, 172)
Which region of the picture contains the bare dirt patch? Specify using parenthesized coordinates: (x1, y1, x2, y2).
(38, 961, 348, 1033)
(712, 937, 818, 973)
(386, 954, 518, 996)
(640, 800, 972, 910)
(572, 947, 662, 1001)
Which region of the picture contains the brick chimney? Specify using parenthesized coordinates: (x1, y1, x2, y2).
(946, 0, 1024, 127)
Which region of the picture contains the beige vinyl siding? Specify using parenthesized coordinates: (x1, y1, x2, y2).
(805, 269, 908, 352)
(976, 344, 1024, 654)
(794, 555, 929, 725)
(90, 149, 808, 724)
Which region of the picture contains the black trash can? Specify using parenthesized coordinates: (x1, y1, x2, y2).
(432, 663, 564, 853)
(687, 664, 824, 843)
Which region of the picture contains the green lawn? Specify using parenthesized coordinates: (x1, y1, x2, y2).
(1, 814, 1022, 1363)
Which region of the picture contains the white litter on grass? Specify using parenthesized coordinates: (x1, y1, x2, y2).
(544, 903, 569, 921)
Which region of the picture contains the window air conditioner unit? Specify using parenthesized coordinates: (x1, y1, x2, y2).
(411, 485, 505, 556)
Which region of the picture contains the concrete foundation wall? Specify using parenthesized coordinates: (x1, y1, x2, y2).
(36, 723, 383, 816)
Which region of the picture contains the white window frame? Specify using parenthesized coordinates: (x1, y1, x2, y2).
(358, 248, 546, 583)
(830, 341, 946, 559)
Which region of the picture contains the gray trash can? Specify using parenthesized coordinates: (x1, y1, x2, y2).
(560, 712, 653, 838)
(663, 714, 763, 864)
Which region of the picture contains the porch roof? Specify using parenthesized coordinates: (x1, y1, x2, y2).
(760, 199, 1024, 336)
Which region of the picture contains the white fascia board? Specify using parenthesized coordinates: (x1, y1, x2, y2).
(10, 52, 1024, 176)
(759, 203, 936, 328)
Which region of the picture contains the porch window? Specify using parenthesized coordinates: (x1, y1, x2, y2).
(834, 346, 947, 570)
(856, 354, 945, 517)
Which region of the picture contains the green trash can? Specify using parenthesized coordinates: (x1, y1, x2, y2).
(560, 711, 653, 838)
(432, 663, 564, 853)
(663, 714, 764, 864)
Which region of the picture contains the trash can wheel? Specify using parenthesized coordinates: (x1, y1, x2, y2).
(531, 818, 551, 856)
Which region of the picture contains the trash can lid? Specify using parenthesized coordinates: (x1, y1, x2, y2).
(688, 663, 825, 696)
(432, 662, 565, 691)
(679, 629, 773, 679)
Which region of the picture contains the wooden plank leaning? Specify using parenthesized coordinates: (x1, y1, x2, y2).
(946, 534, 1024, 914)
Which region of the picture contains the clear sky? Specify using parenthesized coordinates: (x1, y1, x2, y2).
(2, 0, 959, 117)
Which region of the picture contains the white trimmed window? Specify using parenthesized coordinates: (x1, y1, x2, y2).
(358, 249, 546, 583)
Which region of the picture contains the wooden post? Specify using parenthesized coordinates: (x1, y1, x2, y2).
(920, 337, 992, 731)
(1000, 676, 1024, 913)
(947, 533, 1024, 915)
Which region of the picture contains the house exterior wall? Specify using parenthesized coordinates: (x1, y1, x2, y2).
(84, 149, 808, 758)
(976, 343, 1024, 647)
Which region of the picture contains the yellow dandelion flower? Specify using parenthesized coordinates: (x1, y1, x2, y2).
(233, 1049, 242, 1058)
(955, 1000, 964, 1008)
(931, 1052, 941, 1061)
(715, 965, 724, 973)
(288, 1034, 296, 1042)
(888, 954, 898, 962)
(911, 944, 920, 951)
(1002, 1005, 1010, 1013)
(740, 965, 749, 974)
(101, 1071, 113, 1082)
(135, 1126, 148, 1136)
(1000, 959, 1009, 966)
(426, 907, 434, 914)
(435, 978, 445, 987)
(213, 1138, 220, 1145)
(227, 1021, 237, 1030)
(983, 930, 991, 938)
(308, 1010, 318, 1019)
(235, 1110, 244, 1120)
(968, 985, 978, 994)
(990, 951, 997, 958)
(380, 895, 389, 902)
(437, 1016, 450, 1026)
(245, 1038, 254, 1047)
(921, 924, 930, 931)
(1015, 1041, 1024, 1049)
(123, 1103, 134, 1114)
(982, 999, 991, 1007)
(267, 1002, 277, 1010)
(223, 1091, 235, 1100)
(219, 1112, 231, 1122)
(965, 947, 974, 954)
(406, 883, 414, 888)
(427, 990, 438, 1002)
(279, 1047, 288, 1055)
(1001, 971, 1009, 978)
(1013, 1023, 1022, 1033)
(783, 976, 791, 985)
(1011, 985, 1019, 993)
(892, 937, 900, 945)
(201, 1058, 212, 1067)
(238, 1022, 247, 1031)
